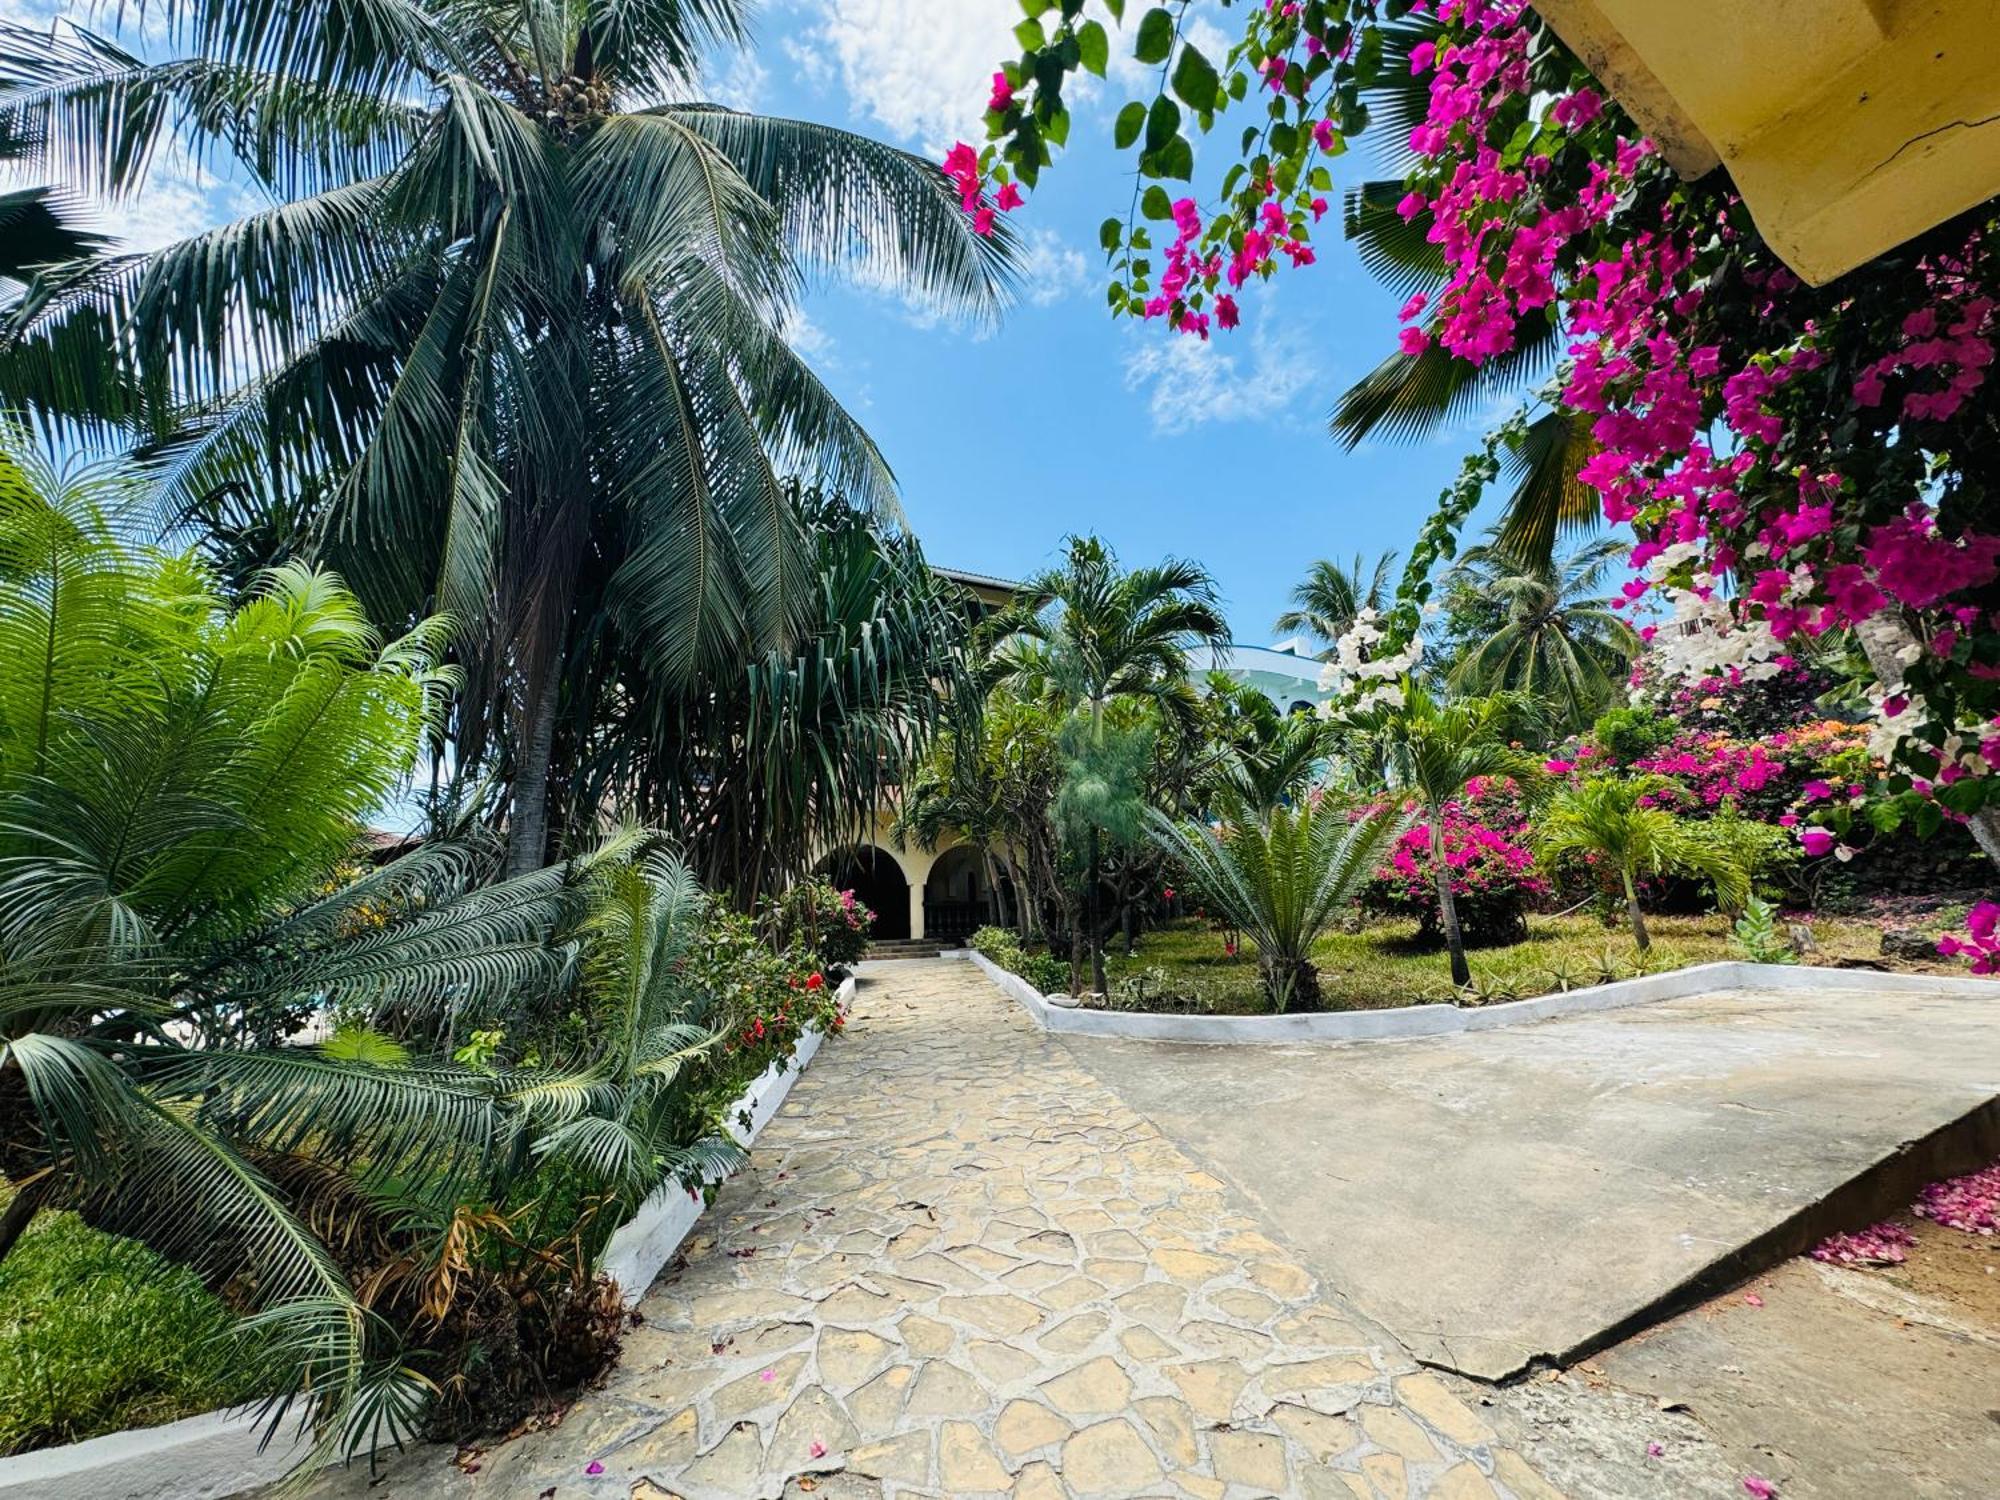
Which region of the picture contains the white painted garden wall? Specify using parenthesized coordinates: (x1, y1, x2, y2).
(957, 948, 1997, 1043)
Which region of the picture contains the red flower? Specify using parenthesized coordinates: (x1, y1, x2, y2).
(805, 972, 825, 991)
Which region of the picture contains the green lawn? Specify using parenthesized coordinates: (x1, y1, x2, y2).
(1094, 911, 1956, 1015)
(0, 1202, 267, 1455)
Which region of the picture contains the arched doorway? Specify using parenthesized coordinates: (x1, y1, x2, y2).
(818, 846, 911, 939)
(923, 845, 993, 943)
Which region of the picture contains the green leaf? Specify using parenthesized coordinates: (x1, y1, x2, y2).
(1106, 0, 1126, 20)
(1144, 95, 1182, 152)
(1140, 185, 1173, 220)
(1114, 100, 1147, 149)
(1078, 20, 1110, 76)
(1015, 17, 1048, 49)
(1150, 135, 1194, 181)
(1134, 6, 1174, 64)
(1353, 25, 1384, 86)
(1171, 44, 1220, 112)
(1100, 216, 1123, 251)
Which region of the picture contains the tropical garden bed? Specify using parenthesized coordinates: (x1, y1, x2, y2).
(978, 907, 1965, 1016)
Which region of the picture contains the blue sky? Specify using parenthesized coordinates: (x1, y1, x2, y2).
(1, 0, 1514, 645)
(723, 1, 1508, 644)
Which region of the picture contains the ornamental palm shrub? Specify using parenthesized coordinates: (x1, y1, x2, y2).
(1146, 795, 1406, 1013)
(989, 536, 1228, 993)
(0, 0, 1010, 876)
(1343, 680, 1545, 986)
(0, 450, 738, 1463)
(1533, 777, 1750, 951)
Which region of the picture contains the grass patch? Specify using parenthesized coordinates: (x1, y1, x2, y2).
(0, 1203, 267, 1456)
(1090, 911, 1948, 1014)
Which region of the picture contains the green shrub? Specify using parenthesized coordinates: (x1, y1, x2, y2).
(0, 1210, 268, 1455)
(1733, 898, 1798, 964)
(1018, 952, 1072, 995)
(969, 927, 1071, 996)
(770, 880, 874, 969)
(1591, 705, 1678, 764)
(968, 926, 1020, 962)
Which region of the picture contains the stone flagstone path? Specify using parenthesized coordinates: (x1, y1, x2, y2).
(308, 960, 1561, 1499)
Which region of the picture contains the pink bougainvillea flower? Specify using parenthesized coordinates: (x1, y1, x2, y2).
(1646, 1442, 1665, 1458)
(1799, 828, 1836, 857)
(809, 1440, 828, 1459)
(759, 1368, 776, 1383)
(1743, 1292, 1763, 1307)
(995, 182, 1023, 212)
(1743, 1478, 1778, 1499)
(987, 70, 1013, 113)
(585, 1461, 605, 1475)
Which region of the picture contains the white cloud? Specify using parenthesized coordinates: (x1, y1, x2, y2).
(703, 48, 769, 112)
(779, 306, 837, 365)
(1122, 316, 1322, 434)
(1017, 227, 1089, 307)
(784, 0, 1022, 153)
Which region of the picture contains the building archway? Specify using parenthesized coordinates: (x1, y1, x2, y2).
(817, 845, 912, 940)
(923, 844, 994, 943)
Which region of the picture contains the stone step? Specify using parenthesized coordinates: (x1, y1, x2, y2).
(863, 940, 953, 960)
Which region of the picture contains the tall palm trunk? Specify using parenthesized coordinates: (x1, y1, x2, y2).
(1432, 815, 1471, 987)
(1621, 866, 1651, 951)
(506, 676, 561, 879)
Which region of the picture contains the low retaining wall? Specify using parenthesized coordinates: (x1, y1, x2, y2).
(957, 949, 1994, 1044)
(599, 975, 852, 1301)
(0, 974, 855, 1500)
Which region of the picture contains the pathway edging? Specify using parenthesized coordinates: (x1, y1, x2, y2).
(957, 948, 1993, 1043)
(0, 975, 856, 1500)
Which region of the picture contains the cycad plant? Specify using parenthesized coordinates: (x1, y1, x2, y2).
(1345, 680, 1544, 986)
(0, 0, 1010, 874)
(1534, 777, 1750, 950)
(1147, 794, 1405, 1012)
(0, 446, 734, 1464)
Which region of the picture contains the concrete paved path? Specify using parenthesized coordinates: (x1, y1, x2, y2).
(306, 959, 1558, 1500)
(1065, 982, 2000, 1382)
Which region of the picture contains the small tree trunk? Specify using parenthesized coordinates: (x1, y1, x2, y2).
(1087, 827, 1106, 996)
(1433, 818, 1470, 988)
(0, 1173, 52, 1267)
(1622, 867, 1652, 951)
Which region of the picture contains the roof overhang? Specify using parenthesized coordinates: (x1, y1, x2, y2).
(1534, 0, 2000, 285)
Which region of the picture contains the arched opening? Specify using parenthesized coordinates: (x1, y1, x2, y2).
(817, 846, 911, 940)
(924, 845, 994, 943)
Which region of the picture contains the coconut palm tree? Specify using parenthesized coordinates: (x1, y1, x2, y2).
(1274, 551, 1400, 655)
(0, 1, 1011, 876)
(988, 536, 1228, 992)
(1146, 793, 1404, 1012)
(1443, 535, 1640, 732)
(1534, 777, 1749, 950)
(1344, 679, 1543, 986)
